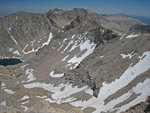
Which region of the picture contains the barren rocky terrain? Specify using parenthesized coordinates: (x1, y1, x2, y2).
(0, 8, 150, 113)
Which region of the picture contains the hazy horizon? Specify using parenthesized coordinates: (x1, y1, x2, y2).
(0, 0, 150, 17)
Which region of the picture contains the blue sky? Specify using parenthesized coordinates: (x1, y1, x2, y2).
(0, 0, 150, 17)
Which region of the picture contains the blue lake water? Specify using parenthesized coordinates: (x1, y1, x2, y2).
(0, 58, 23, 66)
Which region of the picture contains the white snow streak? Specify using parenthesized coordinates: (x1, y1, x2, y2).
(120, 51, 136, 59)
(99, 56, 104, 59)
(49, 70, 64, 78)
(61, 38, 74, 53)
(4, 89, 15, 94)
(21, 95, 30, 101)
(8, 28, 18, 44)
(71, 51, 150, 113)
(126, 34, 140, 39)
(62, 55, 69, 61)
(120, 33, 126, 40)
(116, 78, 150, 113)
(22, 44, 39, 54)
(66, 40, 96, 69)
(41, 32, 53, 48)
(22, 32, 52, 54)
(24, 82, 87, 104)
(10, 35, 18, 44)
(21, 100, 29, 105)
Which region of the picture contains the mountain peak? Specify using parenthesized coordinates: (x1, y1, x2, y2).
(72, 8, 97, 16)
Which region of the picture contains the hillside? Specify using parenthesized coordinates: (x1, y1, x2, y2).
(0, 8, 150, 113)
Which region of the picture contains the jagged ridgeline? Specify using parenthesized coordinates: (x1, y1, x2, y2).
(0, 8, 150, 113)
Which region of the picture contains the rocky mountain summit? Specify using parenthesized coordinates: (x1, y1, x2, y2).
(0, 8, 150, 113)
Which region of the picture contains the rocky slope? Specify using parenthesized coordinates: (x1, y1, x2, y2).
(0, 8, 150, 113)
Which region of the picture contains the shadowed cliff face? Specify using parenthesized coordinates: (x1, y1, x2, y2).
(0, 8, 150, 113)
(129, 24, 150, 33)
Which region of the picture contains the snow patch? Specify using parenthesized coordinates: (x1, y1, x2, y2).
(22, 32, 52, 54)
(66, 40, 96, 69)
(1, 82, 6, 89)
(37, 95, 57, 103)
(126, 34, 140, 39)
(1, 101, 6, 106)
(99, 56, 104, 59)
(62, 55, 69, 61)
(4, 89, 15, 94)
(8, 28, 18, 44)
(120, 51, 136, 59)
(57, 45, 64, 51)
(10, 35, 18, 44)
(31, 39, 35, 44)
(49, 71, 64, 77)
(116, 78, 150, 113)
(22, 44, 39, 54)
(16, 16, 18, 20)
(25, 69, 36, 82)
(41, 32, 53, 48)
(8, 27, 11, 31)
(21, 105, 29, 111)
(21, 95, 30, 101)
(61, 39, 74, 53)
(9, 48, 13, 52)
(62, 38, 67, 43)
(71, 51, 150, 113)
(13, 50, 21, 56)
(24, 82, 87, 104)
(21, 100, 29, 105)
(119, 33, 126, 40)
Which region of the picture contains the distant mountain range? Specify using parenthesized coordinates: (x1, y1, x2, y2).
(101, 13, 150, 25)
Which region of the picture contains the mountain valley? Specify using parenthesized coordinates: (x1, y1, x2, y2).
(0, 8, 150, 113)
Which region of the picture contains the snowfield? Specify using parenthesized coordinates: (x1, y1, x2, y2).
(116, 78, 150, 113)
(66, 39, 96, 69)
(24, 82, 88, 104)
(22, 34, 150, 112)
(71, 51, 150, 113)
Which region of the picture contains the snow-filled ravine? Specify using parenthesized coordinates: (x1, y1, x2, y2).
(60, 33, 96, 69)
(22, 32, 53, 55)
(66, 40, 96, 69)
(23, 51, 150, 113)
